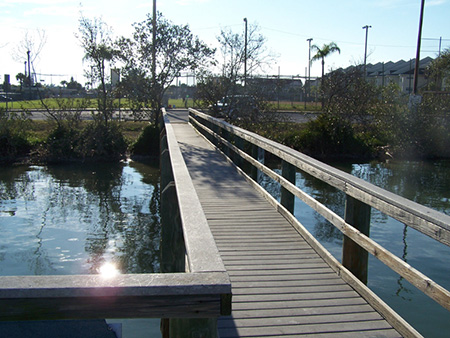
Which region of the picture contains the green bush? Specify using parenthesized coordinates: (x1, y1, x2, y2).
(46, 125, 81, 161)
(78, 122, 128, 161)
(296, 113, 371, 159)
(0, 109, 32, 161)
(130, 124, 160, 156)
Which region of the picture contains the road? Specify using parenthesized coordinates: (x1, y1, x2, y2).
(9, 108, 319, 123)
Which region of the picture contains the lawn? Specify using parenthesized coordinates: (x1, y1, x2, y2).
(1, 98, 321, 112)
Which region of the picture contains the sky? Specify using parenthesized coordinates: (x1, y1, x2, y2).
(1, 0, 449, 86)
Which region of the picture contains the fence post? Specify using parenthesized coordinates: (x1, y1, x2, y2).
(342, 195, 371, 284)
(281, 160, 296, 214)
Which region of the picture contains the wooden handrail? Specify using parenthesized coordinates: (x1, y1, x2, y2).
(189, 109, 450, 246)
(0, 272, 230, 321)
(188, 108, 450, 314)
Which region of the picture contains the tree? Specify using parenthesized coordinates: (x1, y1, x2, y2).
(311, 42, 341, 107)
(322, 66, 379, 124)
(426, 48, 450, 91)
(117, 12, 215, 124)
(311, 42, 341, 82)
(13, 29, 47, 87)
(77, 14, 118, 124)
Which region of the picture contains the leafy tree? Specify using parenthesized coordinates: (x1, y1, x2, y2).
(61, 77, 85, 93)
(311, 42, 341, 82)
(322, 66, 379, 124)
(77, 14, 118, 124)
(117, 12, 215, 124)
(426, 48, 450, 91)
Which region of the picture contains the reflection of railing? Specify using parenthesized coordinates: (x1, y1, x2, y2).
(189, 108, 450, 335)
(0, 110, 231, 338)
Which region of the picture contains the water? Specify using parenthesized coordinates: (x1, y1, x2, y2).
(261, 159, 450, 337)
(0, 161, 161, 276)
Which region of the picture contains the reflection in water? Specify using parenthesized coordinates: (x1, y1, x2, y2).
(0, 161, 160, 276)
(396, 224, 412, 301)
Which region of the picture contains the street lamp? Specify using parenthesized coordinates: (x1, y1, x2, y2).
(243, 18, 248, 88)
(306, 38, 313, 104)
(362, 25, 371, 77)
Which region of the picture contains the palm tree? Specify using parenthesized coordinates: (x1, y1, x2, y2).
(311, 42, 341, 81)
(311, 42, 341, 107)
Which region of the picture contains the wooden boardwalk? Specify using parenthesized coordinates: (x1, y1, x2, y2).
(167, 110, 402, 337)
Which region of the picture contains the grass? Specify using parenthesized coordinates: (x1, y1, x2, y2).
(2, 98, 322, 112)
(26, 120, 149, 144)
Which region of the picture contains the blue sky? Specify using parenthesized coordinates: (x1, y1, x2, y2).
(1, 0, 449, 85)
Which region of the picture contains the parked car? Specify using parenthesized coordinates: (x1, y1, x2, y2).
(0, 95, 12, 102)
(210, 95, 259, 120)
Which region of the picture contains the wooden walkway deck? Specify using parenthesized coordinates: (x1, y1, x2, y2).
(167, 110, 402, 337)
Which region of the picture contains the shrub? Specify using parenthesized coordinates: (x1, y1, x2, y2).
(78, 122, 128, 161)
(0, 109, 32, 161)
(297, 113, 371, 159)
(130, 124, 160, 157)
(45, 125, 82, 161)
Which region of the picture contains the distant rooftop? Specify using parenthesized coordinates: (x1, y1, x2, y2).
(365, 57, 434, 77)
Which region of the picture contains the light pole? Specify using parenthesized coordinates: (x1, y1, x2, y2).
(243, 18, 248, 88)
(306, 38, 313, 105)
(362, 25, 371, 77)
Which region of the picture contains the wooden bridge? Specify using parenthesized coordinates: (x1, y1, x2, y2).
(159, 108, 450, 337)
(0, 108, 449, 337)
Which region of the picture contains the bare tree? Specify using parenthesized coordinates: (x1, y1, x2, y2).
(77, 14, 118, 124)
(197, 22, 277, 120)
(217, 23, 274, 87)
(12, 29, 47, 85)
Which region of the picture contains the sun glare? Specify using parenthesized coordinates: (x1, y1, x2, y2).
(99, 262, 120, 278)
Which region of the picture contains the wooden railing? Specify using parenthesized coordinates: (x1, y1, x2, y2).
(189, 108, 450, 337)
(0, 110, 231, 338)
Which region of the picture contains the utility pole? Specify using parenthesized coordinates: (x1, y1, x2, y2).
(362, 25, 371, 78)
(413, 0, 425, 96)
(243, 18, 248, 88)
(306, 38, 313, 105)
(152, 0, 156, 89)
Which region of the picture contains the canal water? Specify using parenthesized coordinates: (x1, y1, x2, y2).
(1, 159, 449, 337)
(0, 161, 161, 276)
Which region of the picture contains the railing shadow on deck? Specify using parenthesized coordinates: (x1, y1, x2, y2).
(0, 110, 231, 338)
(188, 107, 450, 338)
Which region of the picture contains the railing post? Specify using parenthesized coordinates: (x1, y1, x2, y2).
(168, 318, 218, 338)
(251, 144, 265, 183)
(281, 160, 296, 214)
(342, 195, 371, 284)
(234, 135, 244, 168)
(222, 128, 230, 157)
